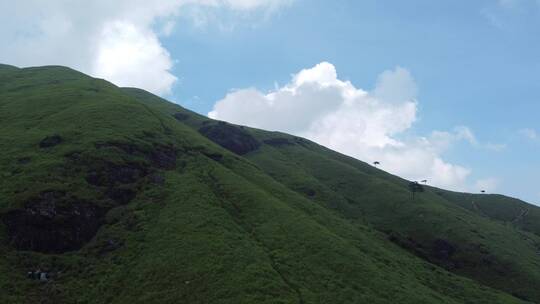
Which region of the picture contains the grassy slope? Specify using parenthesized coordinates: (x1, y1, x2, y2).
(433, 190, 540, 237)
(244, 140, 540, 301)
(124, 88, 540, 302)
(0, 65, 532, 303)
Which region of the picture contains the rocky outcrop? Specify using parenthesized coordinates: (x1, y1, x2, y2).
(148, 146, 177, 170)
(431, 238, 457, 260)
(2, 140, 181, 254)
(1, 191, 103, 254)
(86, 162, 148, 187)
(39, 135, 63, 148)
(199, 122, 260, 155)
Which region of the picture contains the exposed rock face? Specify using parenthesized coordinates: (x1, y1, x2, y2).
(431, 238, 457, 260)
(86, 142, 178, 205)
(388, 232, 473, 270)
(94, 142, 177, 170)
(1, 191, 103, 253)
(39, 135, 63, 148)
(148, 174, 165, 185)
(105, 188, 137, 205)
(85, 162, 146, 205)
(2, 140, 180, 254)
(199, 122, 260, 155)
(148, 146, 177, 170)
(86, 163, 148, 187)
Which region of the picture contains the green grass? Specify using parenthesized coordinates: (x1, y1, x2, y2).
(434, 190, 540, 237)
(127, 86, 540, 302)
(0, 65, 537, 303)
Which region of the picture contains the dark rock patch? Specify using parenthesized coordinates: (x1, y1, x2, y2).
(64, 151, 82, 161)
(39, 135, 63, 148)
(17, 157, 31, 164)
(387, 232, 426, 258)
(305, 189, 316, 197)
(1, 191, 104, 254)
(388, 233, 467, 270)
(173, 113, 190, 121)
(203, 152, 223, 162)
(97, 239, 124, 255)
(148, 174, 165, 185)
(85, 142, 177, 204)
(27, 270, 50, 281)
(511, 292, 530, 302)
(10, 168, 22, 175)
(86, 162, 147, 187)
(199, 122, 260, 155)
(95, 142, 139, 155)
(147, 146, 177, 170)
(106, 187, 137, 205)
(263, 138, 294, 147)
(95, 142, 177, 170)
(431, 239, 457, 260)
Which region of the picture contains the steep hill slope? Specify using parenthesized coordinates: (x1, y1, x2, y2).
(433, 190, 540, 237)
(0, 65, 536, 303)
(125, 89, 540, 302)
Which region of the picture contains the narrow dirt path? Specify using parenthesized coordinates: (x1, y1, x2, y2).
(512, 207, 529, 224)
(470, 201, 488, 217)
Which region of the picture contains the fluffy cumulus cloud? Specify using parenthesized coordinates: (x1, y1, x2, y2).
(0, 0, 290, 95)
(210, 62, 489, 190)
(93, 21, 177, 94)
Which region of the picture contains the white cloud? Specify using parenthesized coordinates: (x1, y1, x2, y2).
(0, 0, 290, 95)
(159, 20, 177, 36)
(519, 128, 538, 140)
(221, 0, 292, 10)
(372, 67, 417, 104)
(210, 62, 486, 191)
(431, 126, 505, 152)
(484, 143, 507, 151)
(93, 22, 177, 94)
(483, 0, 540, 28)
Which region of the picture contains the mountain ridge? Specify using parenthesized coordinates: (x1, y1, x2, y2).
(0, 64, 538, 303)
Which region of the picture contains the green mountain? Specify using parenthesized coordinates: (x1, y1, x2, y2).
(1, 64, 539, 304)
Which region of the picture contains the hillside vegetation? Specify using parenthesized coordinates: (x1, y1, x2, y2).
(1, 64, 539, 303)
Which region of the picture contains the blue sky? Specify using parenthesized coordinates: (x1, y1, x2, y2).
(1, 0, 539, 203)
(162, 0, 540, 204)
